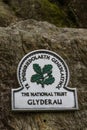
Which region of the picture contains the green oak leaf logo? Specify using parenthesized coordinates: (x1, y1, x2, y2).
(31, 64, 55, 88)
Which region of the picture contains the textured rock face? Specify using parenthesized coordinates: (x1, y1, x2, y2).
(0, 20, 87, 130)
(0, 0, 74, 27)
(71, 0, 87, 28)
(7, 0, 77, 27)
(0, 0, 87, 28)
(0, 1, 17, 27)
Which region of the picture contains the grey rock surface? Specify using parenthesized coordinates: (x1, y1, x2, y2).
(0, 19, 87, 130)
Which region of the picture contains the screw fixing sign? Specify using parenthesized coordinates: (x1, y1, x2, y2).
(12, 50, 78, 111)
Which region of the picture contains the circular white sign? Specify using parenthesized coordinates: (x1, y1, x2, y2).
(17, 50, 69, 90)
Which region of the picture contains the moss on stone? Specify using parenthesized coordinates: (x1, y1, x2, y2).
(36, 0, 76, 27)
(9, 0, 77, 27)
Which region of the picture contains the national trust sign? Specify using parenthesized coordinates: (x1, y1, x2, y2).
(12, 50, 78, 111)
